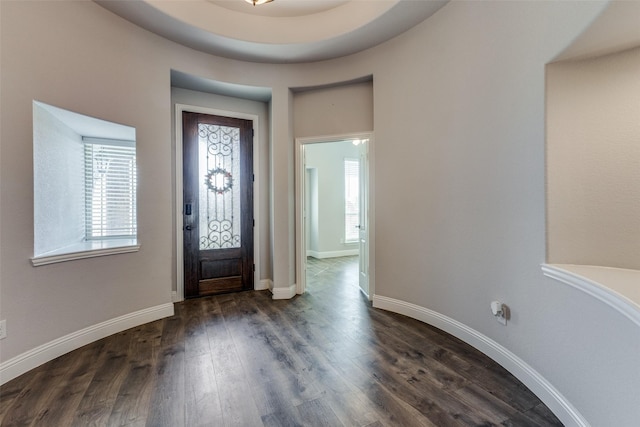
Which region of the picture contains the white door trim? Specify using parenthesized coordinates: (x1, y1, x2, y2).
(174, 103, 261, 301)
(295, 132, 374, 298)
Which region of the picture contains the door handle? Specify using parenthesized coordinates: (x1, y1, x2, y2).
(185, 225, 192, 231)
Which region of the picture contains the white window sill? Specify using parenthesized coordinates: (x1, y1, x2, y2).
(541, 263, 640, 327)
(31, 239, 140, 266)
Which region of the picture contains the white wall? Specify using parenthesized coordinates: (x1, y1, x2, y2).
(293, 81, 374, 138)
(305, 141, 360, 256)
(368, 2, 638, 425)
(547, 47, 640, 270)
(1, 1, 638, 425)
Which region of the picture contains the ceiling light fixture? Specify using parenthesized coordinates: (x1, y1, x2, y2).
(245, 0, 273, 5)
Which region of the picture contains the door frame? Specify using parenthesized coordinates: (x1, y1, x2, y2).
(295, 132, 374, 299)
(175, 103, 261, 302)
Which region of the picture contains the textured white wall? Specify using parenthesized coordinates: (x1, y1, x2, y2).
(547, 47, 640, 270)
(1, 1, 638, 425)
(33, 104, 84, 256)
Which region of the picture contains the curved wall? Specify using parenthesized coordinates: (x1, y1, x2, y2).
(1, 1, 638, 426)
(365, 2, 638, 425)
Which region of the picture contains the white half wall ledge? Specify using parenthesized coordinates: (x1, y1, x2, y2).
(541, 264, 640, 328)
(31, 241, 140, 267)
(372, 295, 588, 427)
(270, 284, 297, 300)
(0, 303, 174, 386)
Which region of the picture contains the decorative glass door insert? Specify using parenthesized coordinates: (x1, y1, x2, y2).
(198, 123, 241, 250)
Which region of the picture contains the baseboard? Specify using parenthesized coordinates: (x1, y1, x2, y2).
(372, 295, 588, 427)
(0, 303, 174, 386)
(256, 279, 272, 291)
(270, 283, 297, 300)
(307, 249, 359, 259)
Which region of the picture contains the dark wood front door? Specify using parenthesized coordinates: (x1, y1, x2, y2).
(183, 112, 253, 297)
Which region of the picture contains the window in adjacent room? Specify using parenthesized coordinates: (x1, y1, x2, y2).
(32, 101, 139, 266)
(344, 158, 359, 243)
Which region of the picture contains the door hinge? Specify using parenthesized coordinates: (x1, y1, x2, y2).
(252, 174, 255, 182)
(253, 219, 255, 227)
(252, 129, 255, 137)
(253, 264, 256, 272)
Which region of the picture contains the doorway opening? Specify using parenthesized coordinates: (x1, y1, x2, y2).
(295, 133, 373, 299)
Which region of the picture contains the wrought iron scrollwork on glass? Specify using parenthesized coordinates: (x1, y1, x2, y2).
(199, 219, 240, 249)
(198, 124, 241, 250)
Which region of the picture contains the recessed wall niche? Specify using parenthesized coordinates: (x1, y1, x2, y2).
(546, 47, 640, 271)
(32, 101, 138, 265)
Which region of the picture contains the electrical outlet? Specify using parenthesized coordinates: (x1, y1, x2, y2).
(491, 301, 507, 326)
(0, 319, 6, 339)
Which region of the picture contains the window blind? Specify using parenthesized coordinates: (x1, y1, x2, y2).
(84, 138, 137, 239)
(344, 158, 360, 243)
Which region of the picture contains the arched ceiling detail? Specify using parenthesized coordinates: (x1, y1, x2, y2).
(95, 0, 448, 63)
(553, 0, 640, 62)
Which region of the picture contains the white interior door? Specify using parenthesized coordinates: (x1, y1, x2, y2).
(358, 140, 369, 297)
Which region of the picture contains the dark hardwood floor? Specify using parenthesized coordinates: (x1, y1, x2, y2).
(0, 256, 562, 426)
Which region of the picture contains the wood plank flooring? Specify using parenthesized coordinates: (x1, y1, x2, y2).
(0, 256, 563, 426)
